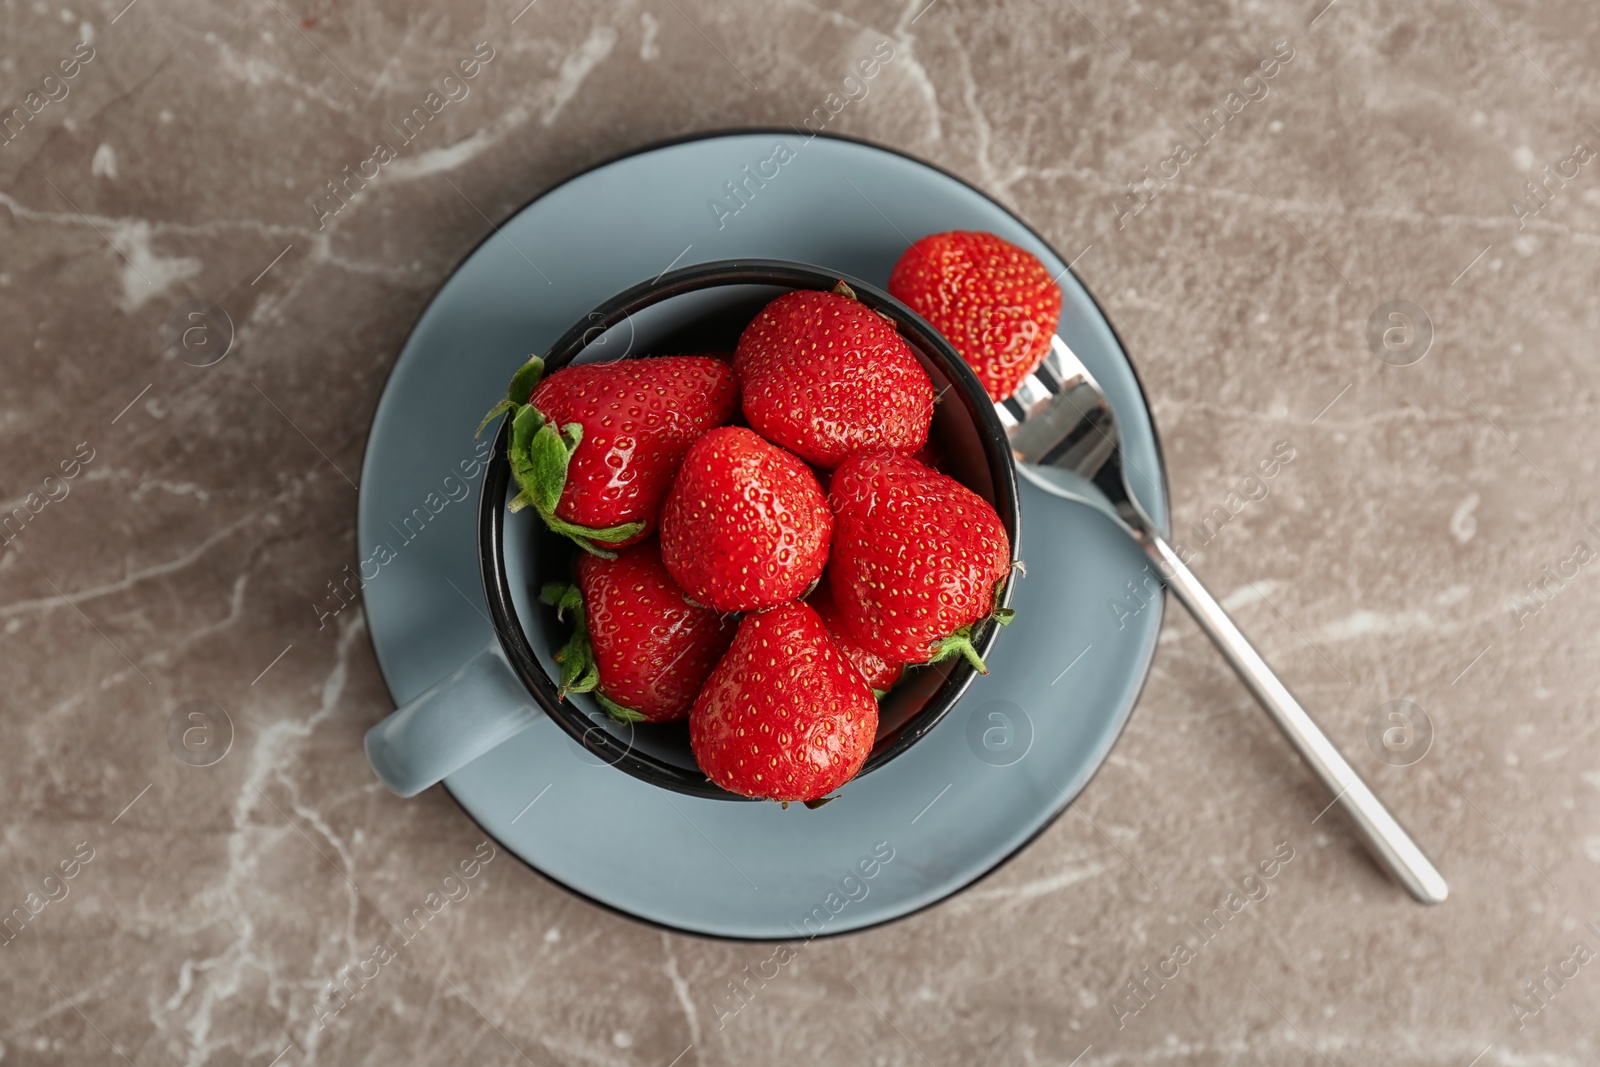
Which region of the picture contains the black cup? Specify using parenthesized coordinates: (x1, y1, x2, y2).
(367, 260, 1020, 800)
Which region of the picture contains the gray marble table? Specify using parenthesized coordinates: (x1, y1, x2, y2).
(2, 1, 1596, 1064)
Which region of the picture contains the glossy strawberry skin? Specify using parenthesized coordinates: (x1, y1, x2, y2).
(576, 541, 735, 723)
(734, 290, 933, 469)
(660, 427, 832, 613)
(808, 581, 904, 692)
(887, 231, 1062, 403)
(530, 356, 738, 541)
(690, 602, 879, 802)
(829, 451, 1012, 664)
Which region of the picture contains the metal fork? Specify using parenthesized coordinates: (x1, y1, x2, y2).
(1002, 335, 1448, 905)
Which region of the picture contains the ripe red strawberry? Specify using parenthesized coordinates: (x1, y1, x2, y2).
(660, 427, 831, 613)
(829, 451, 1014, 669)
(540, 540, 735, 723)
(734, 286, 933, 468)
(808, 581, 903, 693)
(887, 231, 1062, 403)
(690, 601, 878, 802)
(478, 355, 738, 556)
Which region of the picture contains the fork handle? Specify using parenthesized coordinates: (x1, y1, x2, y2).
(1138, 529, 1449, 905)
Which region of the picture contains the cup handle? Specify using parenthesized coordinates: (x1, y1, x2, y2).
(364, 642, 543, 797)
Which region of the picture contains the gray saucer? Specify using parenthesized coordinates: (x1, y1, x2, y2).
(357, 131, 1168, 939)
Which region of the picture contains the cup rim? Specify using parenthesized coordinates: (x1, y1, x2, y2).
(477, 258, 1022, 800)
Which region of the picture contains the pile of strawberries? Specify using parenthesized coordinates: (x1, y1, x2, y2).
(479, 231, 1062, 804)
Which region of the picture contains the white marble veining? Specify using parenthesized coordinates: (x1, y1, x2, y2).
(3, 0, 1599, 1064)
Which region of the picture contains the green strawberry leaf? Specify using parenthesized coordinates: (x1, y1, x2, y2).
(556, 630, 593, 694)
(507, 355, 546, 404)
(475, 399, 517, 439)
(802, 796, 836, 809)
(539, 580, 596, 698)
(539, 582, 583, 621)
(541, 514, 647, 559)
(831, 280, 858, 301)
(566, 656, 600, 697)
(541, 582, 645, 715)
(524, 421, 574, 517)
(559, 518, 647, 541)
(507, 403, 548, 493)
(595, 692, 648, 724)
(476, 356, 548, 438)
(988, 571, 1020, 626)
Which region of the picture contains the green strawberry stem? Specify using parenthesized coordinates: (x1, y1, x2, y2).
(538, 582, 647, 724)
(929, 624, 989, 675)
(480, 355, 646, 560)
(927, 571, 1021, 676)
